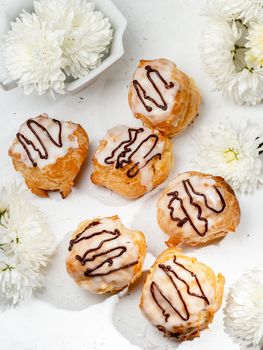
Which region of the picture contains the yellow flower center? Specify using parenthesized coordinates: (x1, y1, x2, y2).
(246, 23, 263, 66)
(224, 148, 240, 163)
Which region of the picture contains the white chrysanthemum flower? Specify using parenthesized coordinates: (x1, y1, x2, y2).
(191, 121, 263, 193)
(0, 187, 9, 230)
(201, 19, 241, 84)
(246, 21, 263, 66)
(223, 0, 263, 22)
(225, 265, 263, 349)
(204, 0, 263, 22)
(221, 66, 263, 106)
(201, 0, 263, 105)
(0, 260, 43, 309)
(204, 0, 231, 20)
(3, 11, 65, 95)
(35, 0, 113, 79)
(0, 184, 55, 309)
(7, 198, 55, 268)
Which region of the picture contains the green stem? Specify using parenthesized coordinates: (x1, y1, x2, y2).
(244, 66, 254, 73)
(231, 44, 247, 56)
(235, 18, 248, 30)
(2, 264, 14, 272)
(0, 209, 8, 229)
(235, 45, 246, 50)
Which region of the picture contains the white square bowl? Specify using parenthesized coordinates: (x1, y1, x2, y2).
(0, 0, 127, 94)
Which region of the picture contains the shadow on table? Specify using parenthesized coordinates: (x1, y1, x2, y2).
(37, 231, 107, 311)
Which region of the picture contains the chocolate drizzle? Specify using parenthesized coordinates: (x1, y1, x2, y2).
(133, 65, 174, 112)
(150, 255, 209, 322)
(68, 221, 138, 277)
(16, 118, 62, 167)
(167, 179, 226, 236)
(104, 127, 162, 178)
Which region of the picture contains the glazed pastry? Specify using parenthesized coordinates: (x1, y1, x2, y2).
(91, 125, 173, 199)
(9, 114, 88, 198)
(157, 171, 240, 246)
(66, 216, 146, 294)
(140, 249, 224, 340)
(128, 58, 201, 138)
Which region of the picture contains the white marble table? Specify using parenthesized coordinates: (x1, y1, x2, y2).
(0, 0, 262, 349)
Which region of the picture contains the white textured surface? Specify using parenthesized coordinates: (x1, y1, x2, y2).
(0, 0, 262, 349)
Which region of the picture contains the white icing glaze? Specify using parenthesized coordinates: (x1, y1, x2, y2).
(131, 59, 180, 124)
(68, 217, 140, 293)
(158, 173, 225, 238)
(94, 125, 165, 191)
(11, 115, 79, 168)
(142, 255, 216, 332)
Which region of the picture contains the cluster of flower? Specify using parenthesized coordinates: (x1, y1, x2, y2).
(191, 120, 263, 193)
(225, 264, 263, 349)
(0, 184, 55, 308)
(3, 0, 113, 96)
(201, 0, 263, 105)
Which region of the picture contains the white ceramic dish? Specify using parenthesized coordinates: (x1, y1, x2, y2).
(0, 0, 127, 94)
